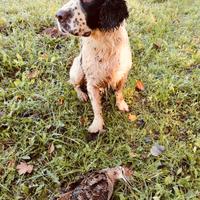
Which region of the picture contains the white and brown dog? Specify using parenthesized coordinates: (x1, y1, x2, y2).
(56, 0, 132, 133)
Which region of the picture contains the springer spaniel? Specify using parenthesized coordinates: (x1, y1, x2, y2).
(56, 0, 132, 133)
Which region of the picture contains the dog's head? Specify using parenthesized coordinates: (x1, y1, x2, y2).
(56, 0, 128, 37)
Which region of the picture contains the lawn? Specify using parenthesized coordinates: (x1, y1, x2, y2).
(0, 0, 200, 199)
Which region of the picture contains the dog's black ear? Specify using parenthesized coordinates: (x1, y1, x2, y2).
(99, 0, 129, 31)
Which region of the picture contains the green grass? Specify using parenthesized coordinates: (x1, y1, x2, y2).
(0, 0, 200, 199)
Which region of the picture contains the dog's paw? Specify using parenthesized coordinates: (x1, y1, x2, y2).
(117, 100, 129, 112)
(77, 91, 88, 102)
(88, 118, 104, 133)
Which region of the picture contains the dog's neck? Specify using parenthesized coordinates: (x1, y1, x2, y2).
(82, 24, 128, 48)
(91, 27, 123, 38)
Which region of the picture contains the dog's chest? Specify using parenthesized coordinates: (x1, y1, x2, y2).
(81, 40, 122, 87)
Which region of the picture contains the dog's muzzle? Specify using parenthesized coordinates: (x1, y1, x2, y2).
(56, 9, 91, 37)
(56, 10, 73, 24)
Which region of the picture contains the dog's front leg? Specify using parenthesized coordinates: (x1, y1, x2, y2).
(87, 84, 104, 133)
(115, 77, 129, 112)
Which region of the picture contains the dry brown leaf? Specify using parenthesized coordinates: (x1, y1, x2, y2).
(42, 27, 65, 38)
(79, 116, 88, 126)
(128, 114, 137, 122)
(27, 69, 40, 79)
(123, 166, 133, 177)
(48, 143, 55, 154)
(7, 160, 15, 168)
(153, 42, 161, 50)
(135, 80, 145, 91)
(15, 95, 23, 101)
(58, 96, 65, 105)
(16, 162, 33, 175)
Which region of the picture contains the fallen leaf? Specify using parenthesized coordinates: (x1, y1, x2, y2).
(42, 27, 65, 38)
(153, 42, 162, 50)
(7, 160, 15, 168)
(15, 95, 23, 101)
(135, 80, 145, 91)
(58, 96, 65, 105)
(48, 143, 55, 154)
(79, 116, 88, 126)
(150, 143, 165, 156)
(123, 166, 133, 177)
(27, 69, 40, 79)
(141, 154, 148, 160)
(16, 162, 33, 175)
(128, 114, 137, 122)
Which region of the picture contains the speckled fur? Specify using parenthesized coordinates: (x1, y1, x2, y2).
(57, 0, 132, 133)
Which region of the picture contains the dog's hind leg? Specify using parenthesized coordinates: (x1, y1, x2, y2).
(69, 55, 88, 102)
(115, 76, 129, 112)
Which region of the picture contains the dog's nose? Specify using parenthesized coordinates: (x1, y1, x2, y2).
(56, 10, 73, 22)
